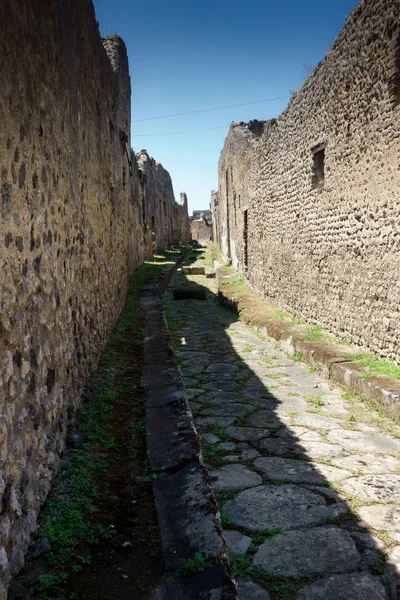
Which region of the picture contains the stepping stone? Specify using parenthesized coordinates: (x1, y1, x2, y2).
(296, 572, 389, 599)
(225, 448, 261, 462)
(357, 505, 400, 541)
(224, 530, 251, 555)
(254, 527, 360, 577)
(210, 464, 262, 491)
(341, 474, 400, 502)
(226, 426, 272, 442)
(331, 453, 400, 474)
(253, 457, 351, 483)
(237, 580, 271, 599)
(327, 429, 400, 455)
(181, 266, 205, 275)
(247, 411, 282, 429)
(223, 484, 347, 531)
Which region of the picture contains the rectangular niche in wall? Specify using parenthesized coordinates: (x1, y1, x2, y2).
(311, 142, 326, 189)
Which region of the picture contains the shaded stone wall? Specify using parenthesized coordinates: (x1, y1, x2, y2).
(0, 0, 189, 588)
(214, 0, 400, 361)
(137, 151, 190, 257)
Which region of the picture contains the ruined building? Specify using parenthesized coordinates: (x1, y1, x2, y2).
(0, 0, 189, 589)
(190, 209, 213, 243)
(213, 0, 400, 362)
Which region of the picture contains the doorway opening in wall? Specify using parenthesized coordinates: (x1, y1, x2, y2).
(243, 209, 248, 269)
(311, 142, 326, 189)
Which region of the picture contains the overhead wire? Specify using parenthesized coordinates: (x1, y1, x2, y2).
(132, 124, 230, 137)
(131, 95, 290, 123)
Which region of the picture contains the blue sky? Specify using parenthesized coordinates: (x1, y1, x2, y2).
(93, 0, 358, 214)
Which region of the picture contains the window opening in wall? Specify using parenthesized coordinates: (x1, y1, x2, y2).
(311, 143, 326, 189)
(243, 209, 248, 269)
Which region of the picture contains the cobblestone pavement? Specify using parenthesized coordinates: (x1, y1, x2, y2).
(163, 250, 400, 600)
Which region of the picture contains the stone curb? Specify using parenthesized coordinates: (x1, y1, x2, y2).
(141, 250, 238, 600)
(216, 265, 400, 421)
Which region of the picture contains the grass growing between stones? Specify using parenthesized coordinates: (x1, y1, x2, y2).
(220, 274, 245, 286)
(201, 443, 226, 468)
(211, 425, 229, 440)
(231, 556, 301, 600)
(11, 252, 184, 600)
(305, 394, 325, 409)
(301, 325, 328, 342)
(175, 553, 212, 578)
(342, 390, 400, 439)
(345, 353, 400, 380)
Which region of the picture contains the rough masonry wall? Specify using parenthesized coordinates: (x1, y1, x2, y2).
(190, 209, 213, 243)
(137, 152, 190, 257)
(215, 0, 400, 362)
(0, 0, 189, 588)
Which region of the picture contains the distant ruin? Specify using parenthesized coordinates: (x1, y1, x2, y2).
(0, 0, 189, 590)
(213, 0, 400, 361)
(190, 209, 212, 243)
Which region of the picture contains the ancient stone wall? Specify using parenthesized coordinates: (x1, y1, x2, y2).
(0, 0, 189, 589)
(136, 152, 190, 257)
(214, 0, 400, 361)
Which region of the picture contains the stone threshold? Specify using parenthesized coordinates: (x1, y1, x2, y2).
(140, 249, 238, 600)
(215, 263, 400, 422)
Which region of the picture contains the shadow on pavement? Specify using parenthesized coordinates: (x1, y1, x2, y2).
(163, 249, 399, 600)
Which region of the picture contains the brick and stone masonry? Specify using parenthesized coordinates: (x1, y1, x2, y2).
(190, 209, 213, 243)
(213, 0, 400, 362)
(0, 0, 190, 589)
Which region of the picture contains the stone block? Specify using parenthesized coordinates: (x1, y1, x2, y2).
(182, 266, 205, 275)
(146, 399, 200, 472)
(153, 464, 225, 569)
(173, 288, 206, 300)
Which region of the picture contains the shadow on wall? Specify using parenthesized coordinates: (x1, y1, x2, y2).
(164, 258, 399, 599)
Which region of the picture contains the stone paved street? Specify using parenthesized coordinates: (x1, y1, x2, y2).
(163, 249, 400, 600)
